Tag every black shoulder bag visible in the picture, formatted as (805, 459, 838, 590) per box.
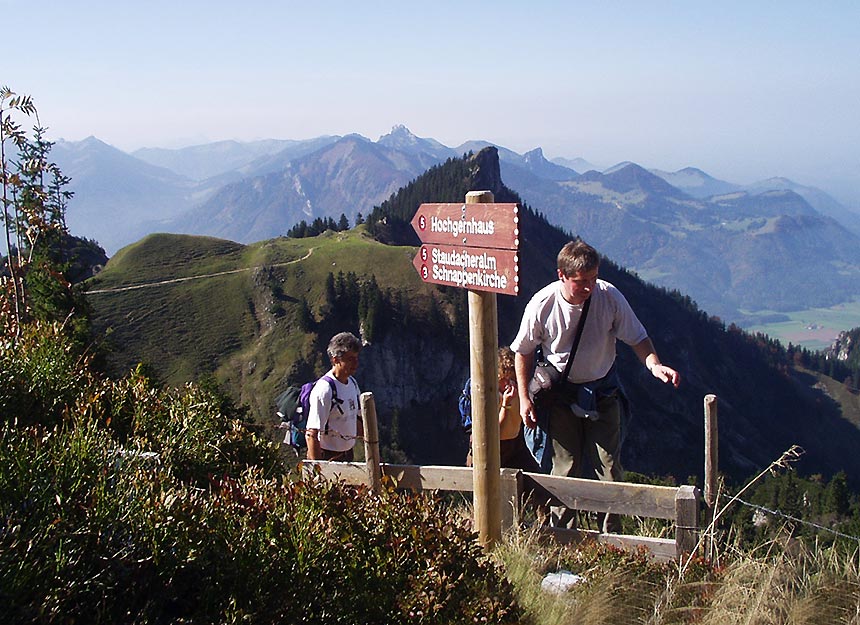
(528, 296, 591, 406)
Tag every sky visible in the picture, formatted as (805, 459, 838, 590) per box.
(4, 0, 859, 204)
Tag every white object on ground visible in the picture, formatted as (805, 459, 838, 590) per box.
(541, 570, 586, 594)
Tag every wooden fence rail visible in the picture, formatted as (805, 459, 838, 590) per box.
(303, 460, 700, 561)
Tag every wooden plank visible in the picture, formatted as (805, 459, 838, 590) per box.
(411, 202, 519, 249)
(525, 473, 679, 520)
(598, 532, 678, 562)
(304, 462, 696, 535)
(303, 461, 368, 485)
(412, 245, 519, 296)
(381, 464, 476, 491)
(360, 393, 382, 493)
(303, 461, 477, 491)
(499, 468, 522, 532)
(541, 527, 678, 562)
(704, 394, 718, 507)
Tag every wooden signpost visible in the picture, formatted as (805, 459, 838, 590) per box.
(410, 202, 520, 297)
(411, 192, 520, 548)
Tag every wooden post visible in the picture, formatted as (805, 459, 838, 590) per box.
(361, 392, 383, 494)
(499, 468, 522, 532)
(467, 190, 502, 548)
(704, 394, 718, 508)
(675, 485, 700, 557)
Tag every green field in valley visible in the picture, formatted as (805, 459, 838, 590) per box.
(742, 298, 860, 350)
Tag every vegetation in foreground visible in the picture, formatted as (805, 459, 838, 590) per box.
(0, 322, 520, 624)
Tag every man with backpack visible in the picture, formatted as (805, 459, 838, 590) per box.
(305, 332, 363, 461)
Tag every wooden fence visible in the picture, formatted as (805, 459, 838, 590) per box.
(303, 460, 700, 562)
(302, 390, 705, 562)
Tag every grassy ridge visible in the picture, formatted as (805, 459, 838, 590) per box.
(95, 233, 252, 286)
(86, 228, 437, 412)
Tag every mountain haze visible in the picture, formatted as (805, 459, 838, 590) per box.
(167, 134, 439, 243)
(56, 127, 860, 328)
(53, 137, 197, 254)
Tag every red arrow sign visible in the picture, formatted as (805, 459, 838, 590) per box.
(412, 244, 519, 296)
(411, 203, 519, 249)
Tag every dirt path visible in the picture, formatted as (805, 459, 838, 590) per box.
(86, 247, 315, 295)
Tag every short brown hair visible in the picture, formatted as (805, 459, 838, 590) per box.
(557, 240, 600, 277)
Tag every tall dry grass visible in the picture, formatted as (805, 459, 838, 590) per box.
(495, 446, 860, 624)
(496, 525, 860, 624)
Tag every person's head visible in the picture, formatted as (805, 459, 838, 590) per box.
(498, 346, 515, 389)
(557, 240, 600, 305)
(327, 331, 362, 377)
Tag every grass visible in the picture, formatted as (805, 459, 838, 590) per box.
(494, 519, 860, 624)
(741, 299, 860, 350)
(84, 228, 443, 422)
(811, 368, 860, 427)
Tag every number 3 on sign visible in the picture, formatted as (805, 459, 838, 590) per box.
(421, 265, 429, 279)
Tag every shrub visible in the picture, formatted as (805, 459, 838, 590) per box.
(0, 427, 520, 624)
(0, 324, 520, 624)
(0, 321, 96, 427)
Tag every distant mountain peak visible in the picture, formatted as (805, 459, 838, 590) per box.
(603, 161, 636, 175)
(377, 125, 453, 160)
(518, 147, 579, 180)
(382, 124, 417, 141)
(676, 166, 708, 176)
(523, 147, 545, 162)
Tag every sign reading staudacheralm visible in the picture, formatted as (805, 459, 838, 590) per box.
(410, 202, 519, 296)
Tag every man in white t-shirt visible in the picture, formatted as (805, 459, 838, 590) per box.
(511, 240, 680, 531)
(305, 332, 363, 461)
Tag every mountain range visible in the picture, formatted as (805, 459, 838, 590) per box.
(83, 148, 860, 486)
(53, 125, 860, 325)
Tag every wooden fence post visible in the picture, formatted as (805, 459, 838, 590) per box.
(467, 190, 503, 549)
(675, 485, 700, 556)
(704, 394, 718, 508)
(499, 468, 522, 532)
(361, 392, 382, 494)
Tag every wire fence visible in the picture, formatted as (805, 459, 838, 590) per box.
(725, 493, 860, 543)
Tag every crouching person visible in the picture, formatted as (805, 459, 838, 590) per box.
(305, 332, 363, 461)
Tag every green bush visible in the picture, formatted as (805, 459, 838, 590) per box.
(0, 321, 97, 427)
(0, 323, 520, 624)
(0, 424, 519, 623)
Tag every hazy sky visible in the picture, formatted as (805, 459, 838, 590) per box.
(5, 0, 859, 202)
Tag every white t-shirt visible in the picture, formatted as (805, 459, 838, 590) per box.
(511, 279, 648, 383)
(305, 372, 361, 453)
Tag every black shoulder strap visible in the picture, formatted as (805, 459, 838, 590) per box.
(561, 295, 592, 382)
(322, 375, 344, 415)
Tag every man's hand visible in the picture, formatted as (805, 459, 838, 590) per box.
(520, 396, 538, 429)
(633, 338, 681, 389)
(649, 363, 681, 388)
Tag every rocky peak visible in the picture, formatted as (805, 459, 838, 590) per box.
(378, 124, 419, 147)
(523, 147, 546, 164)
(467, 147, 523, 204)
